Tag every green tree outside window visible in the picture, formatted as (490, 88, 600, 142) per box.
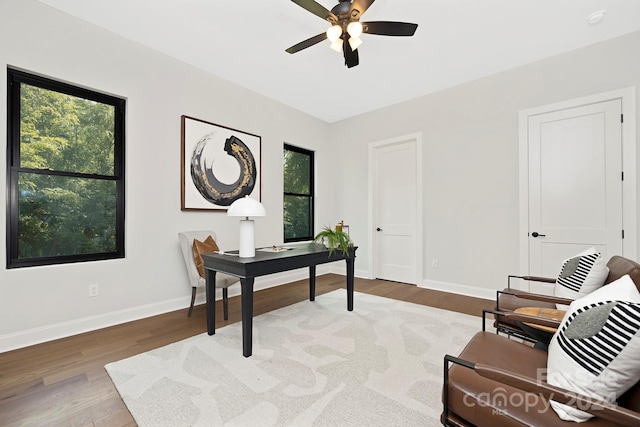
(7, 69, 125, 268)
(283, 144, 314, 242)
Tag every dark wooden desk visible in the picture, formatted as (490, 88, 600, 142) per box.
(202, 243, 357, 357)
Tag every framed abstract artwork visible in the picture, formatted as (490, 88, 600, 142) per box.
(181, 115, 261, 211)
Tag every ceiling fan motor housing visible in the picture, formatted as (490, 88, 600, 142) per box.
(331, 0, 363, 26)
(332, 1, 354, 18)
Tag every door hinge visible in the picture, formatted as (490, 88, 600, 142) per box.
(621, 114, 624, 123)
(622, 229, 625, 239)
(622, 171, 624, 181)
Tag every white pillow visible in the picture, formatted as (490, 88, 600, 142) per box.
(547, 274, 640, 422)
(553, 248, 609, 309)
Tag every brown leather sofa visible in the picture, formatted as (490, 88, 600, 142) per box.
(442, 255, 640, 426)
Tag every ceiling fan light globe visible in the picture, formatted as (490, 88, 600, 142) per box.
(326, 25, 342, 42)
(330, 38, 343, 52)
(348, 36, 363, 51)
(347, 21, 363, 38)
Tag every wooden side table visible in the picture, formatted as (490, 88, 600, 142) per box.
(513, 307, 566, 332)
(513, 307, 566, 351)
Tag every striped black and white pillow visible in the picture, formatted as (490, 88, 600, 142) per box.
(553, 248, 608, 309)
(547, 274, 640, 422)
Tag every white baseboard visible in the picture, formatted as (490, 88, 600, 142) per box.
(0, 297, 189, 353)
(2, 268, 451, 353)
(420, 278, 496, 301)
(0, 265, 348, 353)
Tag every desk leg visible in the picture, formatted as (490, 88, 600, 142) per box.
(309, 265, 316, 301)
(346, 257, 355, 311)
(206, 269, 217, 335)
(241, 277, 255, 357)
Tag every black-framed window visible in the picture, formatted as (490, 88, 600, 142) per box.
(6, 68, 125, 268)
(283, 144, 314, 242)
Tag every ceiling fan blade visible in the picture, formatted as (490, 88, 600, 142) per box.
(286, 32, 328, 54)
(350, 0, 376, 20)
(343, 37, 360, 68)
(362, 21, 418, 36)
(290, 0, 338, 23)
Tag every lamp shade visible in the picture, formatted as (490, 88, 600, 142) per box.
(347, 21, 363, 38)
(227, 196, 266, 218)
(348, 37, 363, 51)
(326, 24, 342, 42)
(330, 38, 344, 53)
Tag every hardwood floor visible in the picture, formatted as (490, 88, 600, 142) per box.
(0, 275, 493, 426)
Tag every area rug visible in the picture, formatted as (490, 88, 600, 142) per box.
(105, 289, 481, 426)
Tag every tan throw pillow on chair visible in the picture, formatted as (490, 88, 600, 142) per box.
(192, 235, 219, 278)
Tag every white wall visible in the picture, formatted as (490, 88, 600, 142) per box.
(2, 0, 640, 352)
(330, 30, 640, 298)
(0, 0, 336, 351)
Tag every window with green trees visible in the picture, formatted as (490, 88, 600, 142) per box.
(283, 144, 314, 242)
(6, 68, 125, 268)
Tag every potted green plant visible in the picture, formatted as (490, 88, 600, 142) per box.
(313, 225, 352, 256)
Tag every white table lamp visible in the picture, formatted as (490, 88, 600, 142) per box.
(227, 196, 266, 257)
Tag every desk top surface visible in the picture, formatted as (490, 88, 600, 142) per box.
(202, 243, 357, 278)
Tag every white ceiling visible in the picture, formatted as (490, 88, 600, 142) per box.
(38, 0, 640, 123)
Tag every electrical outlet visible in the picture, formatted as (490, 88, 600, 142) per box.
(88, 283, 99, 297)
(431, 259, 439, 269)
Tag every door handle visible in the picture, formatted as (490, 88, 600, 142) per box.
(531, 232, 546, 238)
(376, 227, 382, 231)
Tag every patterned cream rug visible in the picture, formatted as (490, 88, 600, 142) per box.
(105, 289, 481, 426)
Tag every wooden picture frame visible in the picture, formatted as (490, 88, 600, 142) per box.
(181, 115, 261, 211)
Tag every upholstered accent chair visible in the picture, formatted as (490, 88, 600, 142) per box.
(178, 230, 239, 319)
(443, 255, 640, 426)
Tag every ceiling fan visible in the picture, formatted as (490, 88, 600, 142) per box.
(286, 0, 418, 68)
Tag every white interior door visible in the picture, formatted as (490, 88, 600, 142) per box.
(526, 99, 623, 294)
(372, 138, 418, 284)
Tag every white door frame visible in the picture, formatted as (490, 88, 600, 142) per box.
(367, 132, 424, 284)
(519, 87, 637, 274)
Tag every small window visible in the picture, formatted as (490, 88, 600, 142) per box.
(6, 68, 125, 268)
(283, 144, 314, 242)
